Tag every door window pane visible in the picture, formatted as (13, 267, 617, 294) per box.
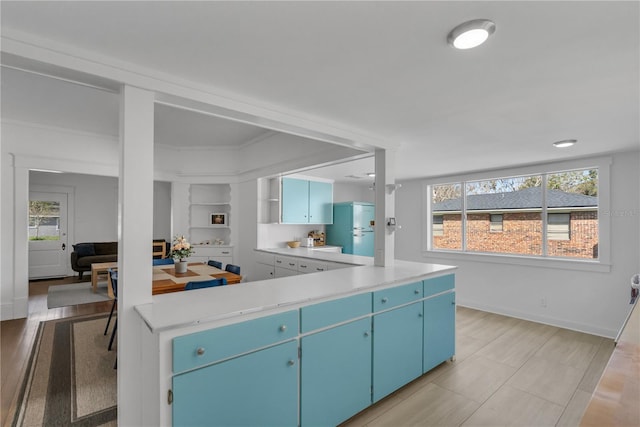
(29, 200, 61, 240)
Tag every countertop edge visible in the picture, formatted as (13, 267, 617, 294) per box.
(135, 261, 457, 334)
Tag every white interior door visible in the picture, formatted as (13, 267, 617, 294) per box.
(29, 191, 69, 279)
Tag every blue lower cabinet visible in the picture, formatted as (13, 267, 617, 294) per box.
(172, 340, 298, 427)
(372, 302, 423, 402)
(300, 318, 372, 426)
(423, 292, 456, 373)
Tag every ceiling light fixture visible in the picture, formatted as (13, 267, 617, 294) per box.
(552, 139, 577, 148)
(447, 19, 496, 49)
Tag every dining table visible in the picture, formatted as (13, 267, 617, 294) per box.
(106, 262, 242, 298)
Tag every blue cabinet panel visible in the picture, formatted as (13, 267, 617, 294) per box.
(282, 178, 334, 224)
(282, 177, 309, 223)
(172, 340, 298, 427)
(373, 281, 423, 312)
(308, 180, 333, 224)
(423, 292, 456, 373)
(301, 318, 372, 426)
(300, 293, 371, 333)
(372, 302, 423, 402)
(172, 310, 298, 373)
(423, 274, 454, 297)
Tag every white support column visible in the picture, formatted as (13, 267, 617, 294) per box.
(10, 164, 29, 319)
(118, 85, 154, 426)
(374, 149, 396, 266)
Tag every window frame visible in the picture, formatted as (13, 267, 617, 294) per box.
(422, 156, 610, 272)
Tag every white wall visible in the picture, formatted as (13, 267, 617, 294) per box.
(153, 181, 172, 242)
(395, 151, 640, 338)
(333, 182, 375, 203)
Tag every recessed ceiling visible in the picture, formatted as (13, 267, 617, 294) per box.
(1, 1, 638, 180)
(154, 104, 272, 149)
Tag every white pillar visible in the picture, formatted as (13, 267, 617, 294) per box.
(374, 149, 396, 266)
(118, 85, 154, 426)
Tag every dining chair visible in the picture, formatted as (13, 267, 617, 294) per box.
(207, 260, 223, 269)
(153, 258, 175, 266)
(184, 277, 227, 290)
(225, 263, 241, 275)
(104, 269, 118, 351)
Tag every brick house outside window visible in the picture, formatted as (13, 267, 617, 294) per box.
(432, 187, 598, 259)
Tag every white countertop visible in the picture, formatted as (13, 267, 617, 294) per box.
(255, 247, 374, 265)
(135, 258, 456, 333)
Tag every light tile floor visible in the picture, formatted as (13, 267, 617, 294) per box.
(341, 306, 614, 427)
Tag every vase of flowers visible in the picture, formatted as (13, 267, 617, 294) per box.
(169, 235, 194, 274)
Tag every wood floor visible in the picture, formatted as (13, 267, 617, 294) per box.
(0, 276, 111, 427)
(2, 281, 613, 427)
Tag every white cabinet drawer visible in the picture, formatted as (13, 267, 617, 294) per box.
(298, 259, 328, 274)
(255, 251, 275, 265)
(275, 255, 298, 271)
(275, 266, 299, 278)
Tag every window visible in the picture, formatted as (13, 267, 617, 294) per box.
(29, 200, 61, 241)
(432, 215, 444, 236)
(431, 183, 462, 250)
(489, 214, 503, 232)
(428, 168, 598, 260)
(547, 213, 570, 241)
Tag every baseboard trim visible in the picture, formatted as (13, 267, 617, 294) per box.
(457, 298, 618, 339)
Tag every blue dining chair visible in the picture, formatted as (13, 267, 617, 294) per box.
(184, 277, 227, 290)
(104, 269, 118, 352)
(207, 260, 223, 269)
(153, 258, 175, 266)
(225, 264, 241, 275)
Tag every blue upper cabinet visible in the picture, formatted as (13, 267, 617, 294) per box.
(282, 178, 309, 223)
(308, 180, 333, 224)
(281, 177, 333, 224)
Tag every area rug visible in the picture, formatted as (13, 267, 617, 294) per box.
(12, 314, 117, 426)
(47, 282, 111, 309)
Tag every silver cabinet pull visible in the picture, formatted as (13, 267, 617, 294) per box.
(414, 289, 420, 295)
(279, 325, 287, 332)
(364, 331, 370, 337)
(287, 359, 295, 366)
(196, 347, 205, 356)
(381, 297, 388, 303)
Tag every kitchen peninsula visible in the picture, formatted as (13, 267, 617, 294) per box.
(135, 254, 457, 426)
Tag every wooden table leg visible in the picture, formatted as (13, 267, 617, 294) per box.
(91, 268, 99, 293)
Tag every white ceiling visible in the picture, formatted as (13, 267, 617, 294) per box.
(1, 1, 638, 182)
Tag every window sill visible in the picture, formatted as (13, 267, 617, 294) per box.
(422, 249, 611, 273)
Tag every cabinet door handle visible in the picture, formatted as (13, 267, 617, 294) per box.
(288, 263, 295, 266)
(287, 359, 296, 366)
(414, 289, 420, 295)
(276, 260, 282, 264)
(364, 331, 370, 337)
(196, 347, 205, 356)
(418, 313, 423, 318)
(381, 297, 388, 304)
(300, 264, 307, 268)
(222, 251, 230, 255)
(279, 325, 287, 332)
